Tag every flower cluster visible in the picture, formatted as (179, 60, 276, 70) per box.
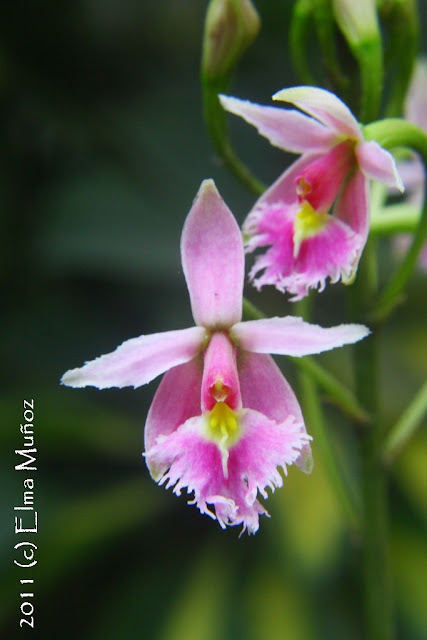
(62, 179, 369, 533)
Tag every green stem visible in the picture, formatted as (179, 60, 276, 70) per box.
(202, 79, 265, 195)
(288, 355, 370, 424)
(370, 203, 421, 235)
(242, 298, 369, 424)
(358, 38, 383, 123)
(313, 0, 348, 94)
(295, 297, 361, 532)
(383, 380, 427, 464)
(364, 120, 427, 321)
(349, 242, 394, 640)
(381, 0, 418, 118)
(289, 0, 317, 84)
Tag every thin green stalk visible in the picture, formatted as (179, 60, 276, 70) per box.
(288, 355, 370, 424)
(242, 298, 369, 424)
(202, 81, 265, 196)
(313, 0, 349, 94)
(370, 203, 421, 235)
(289, 0, 316, 84)
(358, 38, 383, 123)
(349, 242, 394, 640)
(383, 380, 427, 463)
(295, 297, 361, 533)
(300, 363, 361, 532)
(364, 120, 427, 322)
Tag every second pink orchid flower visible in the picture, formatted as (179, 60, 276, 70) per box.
(221, 86, 404, 299)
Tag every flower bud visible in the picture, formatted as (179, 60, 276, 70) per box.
(332, 0, 379, 47)
(202, 0, 260, 84)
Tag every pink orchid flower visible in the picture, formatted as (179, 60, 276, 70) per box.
(61, 180, 369, 534)
(220, 86, 404, 299)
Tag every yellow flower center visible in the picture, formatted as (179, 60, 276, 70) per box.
(207, 402, 241, 477)
(293, 201, 330, 257)
(208, 401, 238, 442)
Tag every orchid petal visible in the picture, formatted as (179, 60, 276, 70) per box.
(245, 198, 363, 299)
(356, 141, 404, 191)
(181, 179, 244, 328)
(145, 408, 310, 534)
(144, 358, 203, 480)
(243, 154, 322, 219)
(238, 352, 313, 473)
(228, 410, 311, 522)
(273, 86, 361, 140)
(334, 169, 370, 265)
(231, 317, 370, 356)
(219, 94, 336, 153)
(61, 326, 206, 389)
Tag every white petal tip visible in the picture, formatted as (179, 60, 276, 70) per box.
(346, 324, 371, 343)
(60, 369, 83, 388)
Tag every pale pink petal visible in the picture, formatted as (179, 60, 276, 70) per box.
(201, 332, 241, 412)
(181, 179, 244, 328)
(231, 316, 370, 356)
(273, 86, 361, 140)
(219, 94, 336, 153)
(334, 168, 370, 243)
(238, 352, 313, 473)
(145, 408, 310, 534)
(356, 141, 404, 191)
(244, 200, 363, 299)
(61, 326, 206, 389)
(144, 358, 203, 478)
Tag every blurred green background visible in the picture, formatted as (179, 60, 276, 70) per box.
(1, 1, 426, 639)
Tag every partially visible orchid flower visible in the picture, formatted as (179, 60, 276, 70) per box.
(393, 60, 427, 272)
(61, 180, 369, 534)
(220, 87, 403, 299)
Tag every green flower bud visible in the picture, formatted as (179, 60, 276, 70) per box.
(201, 0, 260, 85)
(333, 0, 379, 46)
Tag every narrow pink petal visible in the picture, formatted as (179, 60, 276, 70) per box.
(244, 199, 363, 299)
(273, 86, 361, 140)
(356, 141, 404, 191)
(231, 317, 370, 356)
(238, 352, 313, 473)
(334, 169, 370, 241)
(144, 357, 203, 478)
(145, 408, 311, 534)
(181, 179, 244, 328)
(201, 332, 241, 411)
(61, 326, 206, 389)
(294, 141, 354, 211)
(219, 94, 336, 153)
